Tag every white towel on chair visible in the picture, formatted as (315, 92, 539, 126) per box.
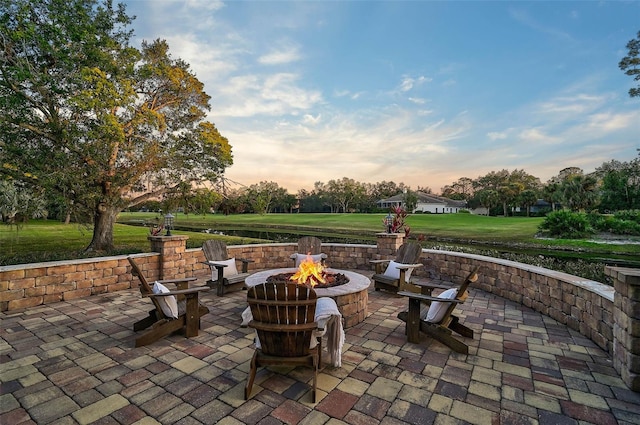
(315, 297, 345, 367)
(241, 297, 345, 367)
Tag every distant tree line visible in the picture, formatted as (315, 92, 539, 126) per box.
(216, 179, 429, 215)
(214, 154, 639, 216)
(3, 153, 638, 220)
(441, 154, 640, 217)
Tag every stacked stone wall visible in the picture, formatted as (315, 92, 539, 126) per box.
(420, 250, 615, 355)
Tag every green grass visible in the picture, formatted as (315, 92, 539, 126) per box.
(2, 212, 638, 266)
(118, 211, 640, 254)
(121, 212, 543, 241)
(0, 220, 270, 265)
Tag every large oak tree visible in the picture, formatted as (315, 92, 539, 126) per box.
(1, 0, 233, 251)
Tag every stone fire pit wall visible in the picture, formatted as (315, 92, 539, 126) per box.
(0, 232, 638, 391)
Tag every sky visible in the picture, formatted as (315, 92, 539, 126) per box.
(123, 0, 640, 194)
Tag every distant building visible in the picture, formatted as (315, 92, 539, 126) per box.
(377, 192, 467, 214)
(514, 199, 557, 214)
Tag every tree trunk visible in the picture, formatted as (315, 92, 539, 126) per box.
(86, 203, 119, 252)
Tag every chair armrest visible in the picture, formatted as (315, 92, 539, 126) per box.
(237, 258, 253, 273)
(370, 258, 392, 274)
(369, 259, 391, 264)
(394, 263, 423, 271)
(414, 282, 452, 291)
(238, 258, 254, 264)
(155, 277, 198, 291)
(204, 260, 229, 268)
(397, 291, 463, 304)
(157, 277, 198, 284)
(413, 281, 452, 296)
(167, 287, 210, 296)
(204, 259, 252, 267)
(144, 286, 210, 298)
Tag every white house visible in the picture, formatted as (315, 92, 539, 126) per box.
(377, 192, 467, 214)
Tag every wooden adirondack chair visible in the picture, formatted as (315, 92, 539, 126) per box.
(245, 282, 320, 403)
(398, 266, 480, 354)
(202, 239, 253, 296)
(128, 257, 210, 347)
(290, 236, 327, 267)
(370, 241, 423, 293)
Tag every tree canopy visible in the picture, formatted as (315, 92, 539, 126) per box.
(1, 0, 233, 251)
(619, 30, 640, 98)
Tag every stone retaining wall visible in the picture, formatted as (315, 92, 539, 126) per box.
(0, 233, 637, 390)
(421, 250, 616, 354)
(0, 239, 376, 311)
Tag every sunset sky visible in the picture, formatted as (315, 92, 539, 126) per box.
(124, 0, 640, 194)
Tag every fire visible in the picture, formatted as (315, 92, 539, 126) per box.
(290, 254, 326, 287)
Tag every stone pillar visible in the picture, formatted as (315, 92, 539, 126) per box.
(608, 266, 640, 392)
(376, 232, 405, 257)
(148, 235, 189, 280)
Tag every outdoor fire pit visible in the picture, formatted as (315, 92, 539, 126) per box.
(246, 267, 370, 328)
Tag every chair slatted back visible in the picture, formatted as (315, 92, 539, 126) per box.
(202, 239, 229, 262)
(247, 282, 317, 357)
(128, 257, 166, 319)
(297, 236, 323, 255)
(395, 242, 422, 264)
(128, 257, 153, 296)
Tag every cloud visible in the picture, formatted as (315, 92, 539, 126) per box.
(258, 43, 302, 65)
(518, 128, 561, 144)
(303, 114, 321, 125)
(184, 0, 225, 12)
(211, 73, 323, 117)
(334, 90, 365, 100)
(222, 103, 471, 191)
(586, 111, 638, 132)
(398, 75, 430, 92)
(399, 77, 414, 92)
(164, 33, 241, 77)
(487, 131, 508, 140)
(408, 97, 426, 105)
(536, 94, 607, 117)
(262, 73, 323, 108)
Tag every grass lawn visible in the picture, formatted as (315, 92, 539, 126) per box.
(0, 219, 271, 266)
(120, 211, 544, 242)
(2, 212, 638, 266)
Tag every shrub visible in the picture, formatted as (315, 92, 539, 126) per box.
(614, 209, 640, 224)
(538, 210, 595, 239)
(586, 210, 640, 236)
(587, 211, 608, 231)
(606, 219, 640, 236)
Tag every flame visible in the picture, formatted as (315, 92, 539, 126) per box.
(290, 253, 326, 287)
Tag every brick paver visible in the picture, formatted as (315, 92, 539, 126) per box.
(1, 271, 639, 424)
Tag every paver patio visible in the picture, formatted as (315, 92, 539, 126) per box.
(2, 271, 639, 425)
